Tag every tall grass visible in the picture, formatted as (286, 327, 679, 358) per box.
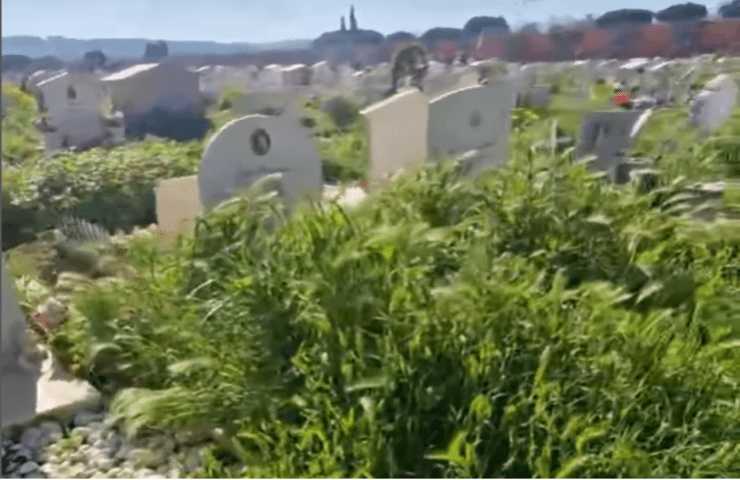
(54, 142, 740, 477)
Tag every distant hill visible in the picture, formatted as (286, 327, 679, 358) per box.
(1, 36, 313, 60)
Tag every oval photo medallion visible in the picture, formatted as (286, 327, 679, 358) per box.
(469, 110, 482, 128)
(250, 128, 271, 156)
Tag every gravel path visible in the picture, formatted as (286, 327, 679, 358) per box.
(2, 410, 205, 479)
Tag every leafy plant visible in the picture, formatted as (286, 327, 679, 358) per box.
(2, 139, 202, 249)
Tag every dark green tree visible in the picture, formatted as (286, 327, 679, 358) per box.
(719, 0, 740, 17)
(82, 50, 107, 71)
(656, 3, 708, 22)
(463, 16, 510, 37)
(595, 9, 654, 28)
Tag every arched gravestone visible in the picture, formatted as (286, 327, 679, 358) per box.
(198, 114, 323, 210)
(576, 109, 653, 181)
(1, 262, 39, 427)
(427, 82, 516, 176)
(690, 74, 738, 133)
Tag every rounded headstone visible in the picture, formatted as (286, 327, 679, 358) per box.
(198, 115, 322, 210)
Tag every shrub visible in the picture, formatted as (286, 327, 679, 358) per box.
(719, 0, 740, 18)
(321, 96, 360, 130)
(2, 140, 202, 249)
(595, 9, 655, 28)
(218, 88, 243, 111)
(656, 3, 708, 22)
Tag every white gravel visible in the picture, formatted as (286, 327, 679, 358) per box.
(1, 409, 205, 478)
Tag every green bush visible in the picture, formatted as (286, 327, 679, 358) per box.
(218, 88, 243, 111)
(2, 140, 202, 249)
(321, 96, 360, 130)
(318, 121, 368, 182)
(58, 150, 739, 477)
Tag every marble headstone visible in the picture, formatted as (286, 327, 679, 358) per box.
(155, 175, 203, 237)
(427, 82, 516, 175)
(690, 74, 738, 133)
(198, 114, 322, 209)
(360, 89, 429, 187)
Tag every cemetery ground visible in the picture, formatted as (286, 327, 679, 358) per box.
(2, 78, 740, 478)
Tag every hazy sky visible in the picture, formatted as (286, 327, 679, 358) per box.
(2, 0, 728, 43)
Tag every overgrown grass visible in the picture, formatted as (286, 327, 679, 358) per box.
(50, 139, 739, 477)
(634, 106, 740, 180)
(307, 96, 368, 183)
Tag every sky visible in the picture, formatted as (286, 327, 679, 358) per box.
(2, 0, 728, 43)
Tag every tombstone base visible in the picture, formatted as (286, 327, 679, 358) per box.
(1, 348, 100, 429)
(0, 363, 38, 428)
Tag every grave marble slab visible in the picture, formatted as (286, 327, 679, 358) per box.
(155, 175, 203, 237)
(199, 114, 322, 209)
(428, 82, 515, 174)
(360, 89, 429, 187)
(690, 74, 738, 133)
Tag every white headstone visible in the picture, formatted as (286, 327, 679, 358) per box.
(198, 115, 322, 209)
(230, 90, 308, 118)
(198, 65, 251, 100)
(690, 74, 738, 133)
(520, 84, 551, 108)
(428, 83, 516, 175)
(282, 64, 311, 87)
(361, 89, 429, 187)
(311, 61, 338, 88)
(155, 175, 203, 237)
(254, 64, 285, 90)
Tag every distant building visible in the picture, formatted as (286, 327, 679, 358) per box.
(313, 6, 385, 65)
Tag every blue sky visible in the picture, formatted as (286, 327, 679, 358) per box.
(2, 0, 728, 43)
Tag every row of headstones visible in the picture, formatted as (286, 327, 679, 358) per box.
(198, 58, 542, 108)
(197, 55, 735, 111)
(156, 82, 518, 235)
(155, 80, 666, 236)
(198, 62, 381, 100)
(184, 70, 734, 221)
